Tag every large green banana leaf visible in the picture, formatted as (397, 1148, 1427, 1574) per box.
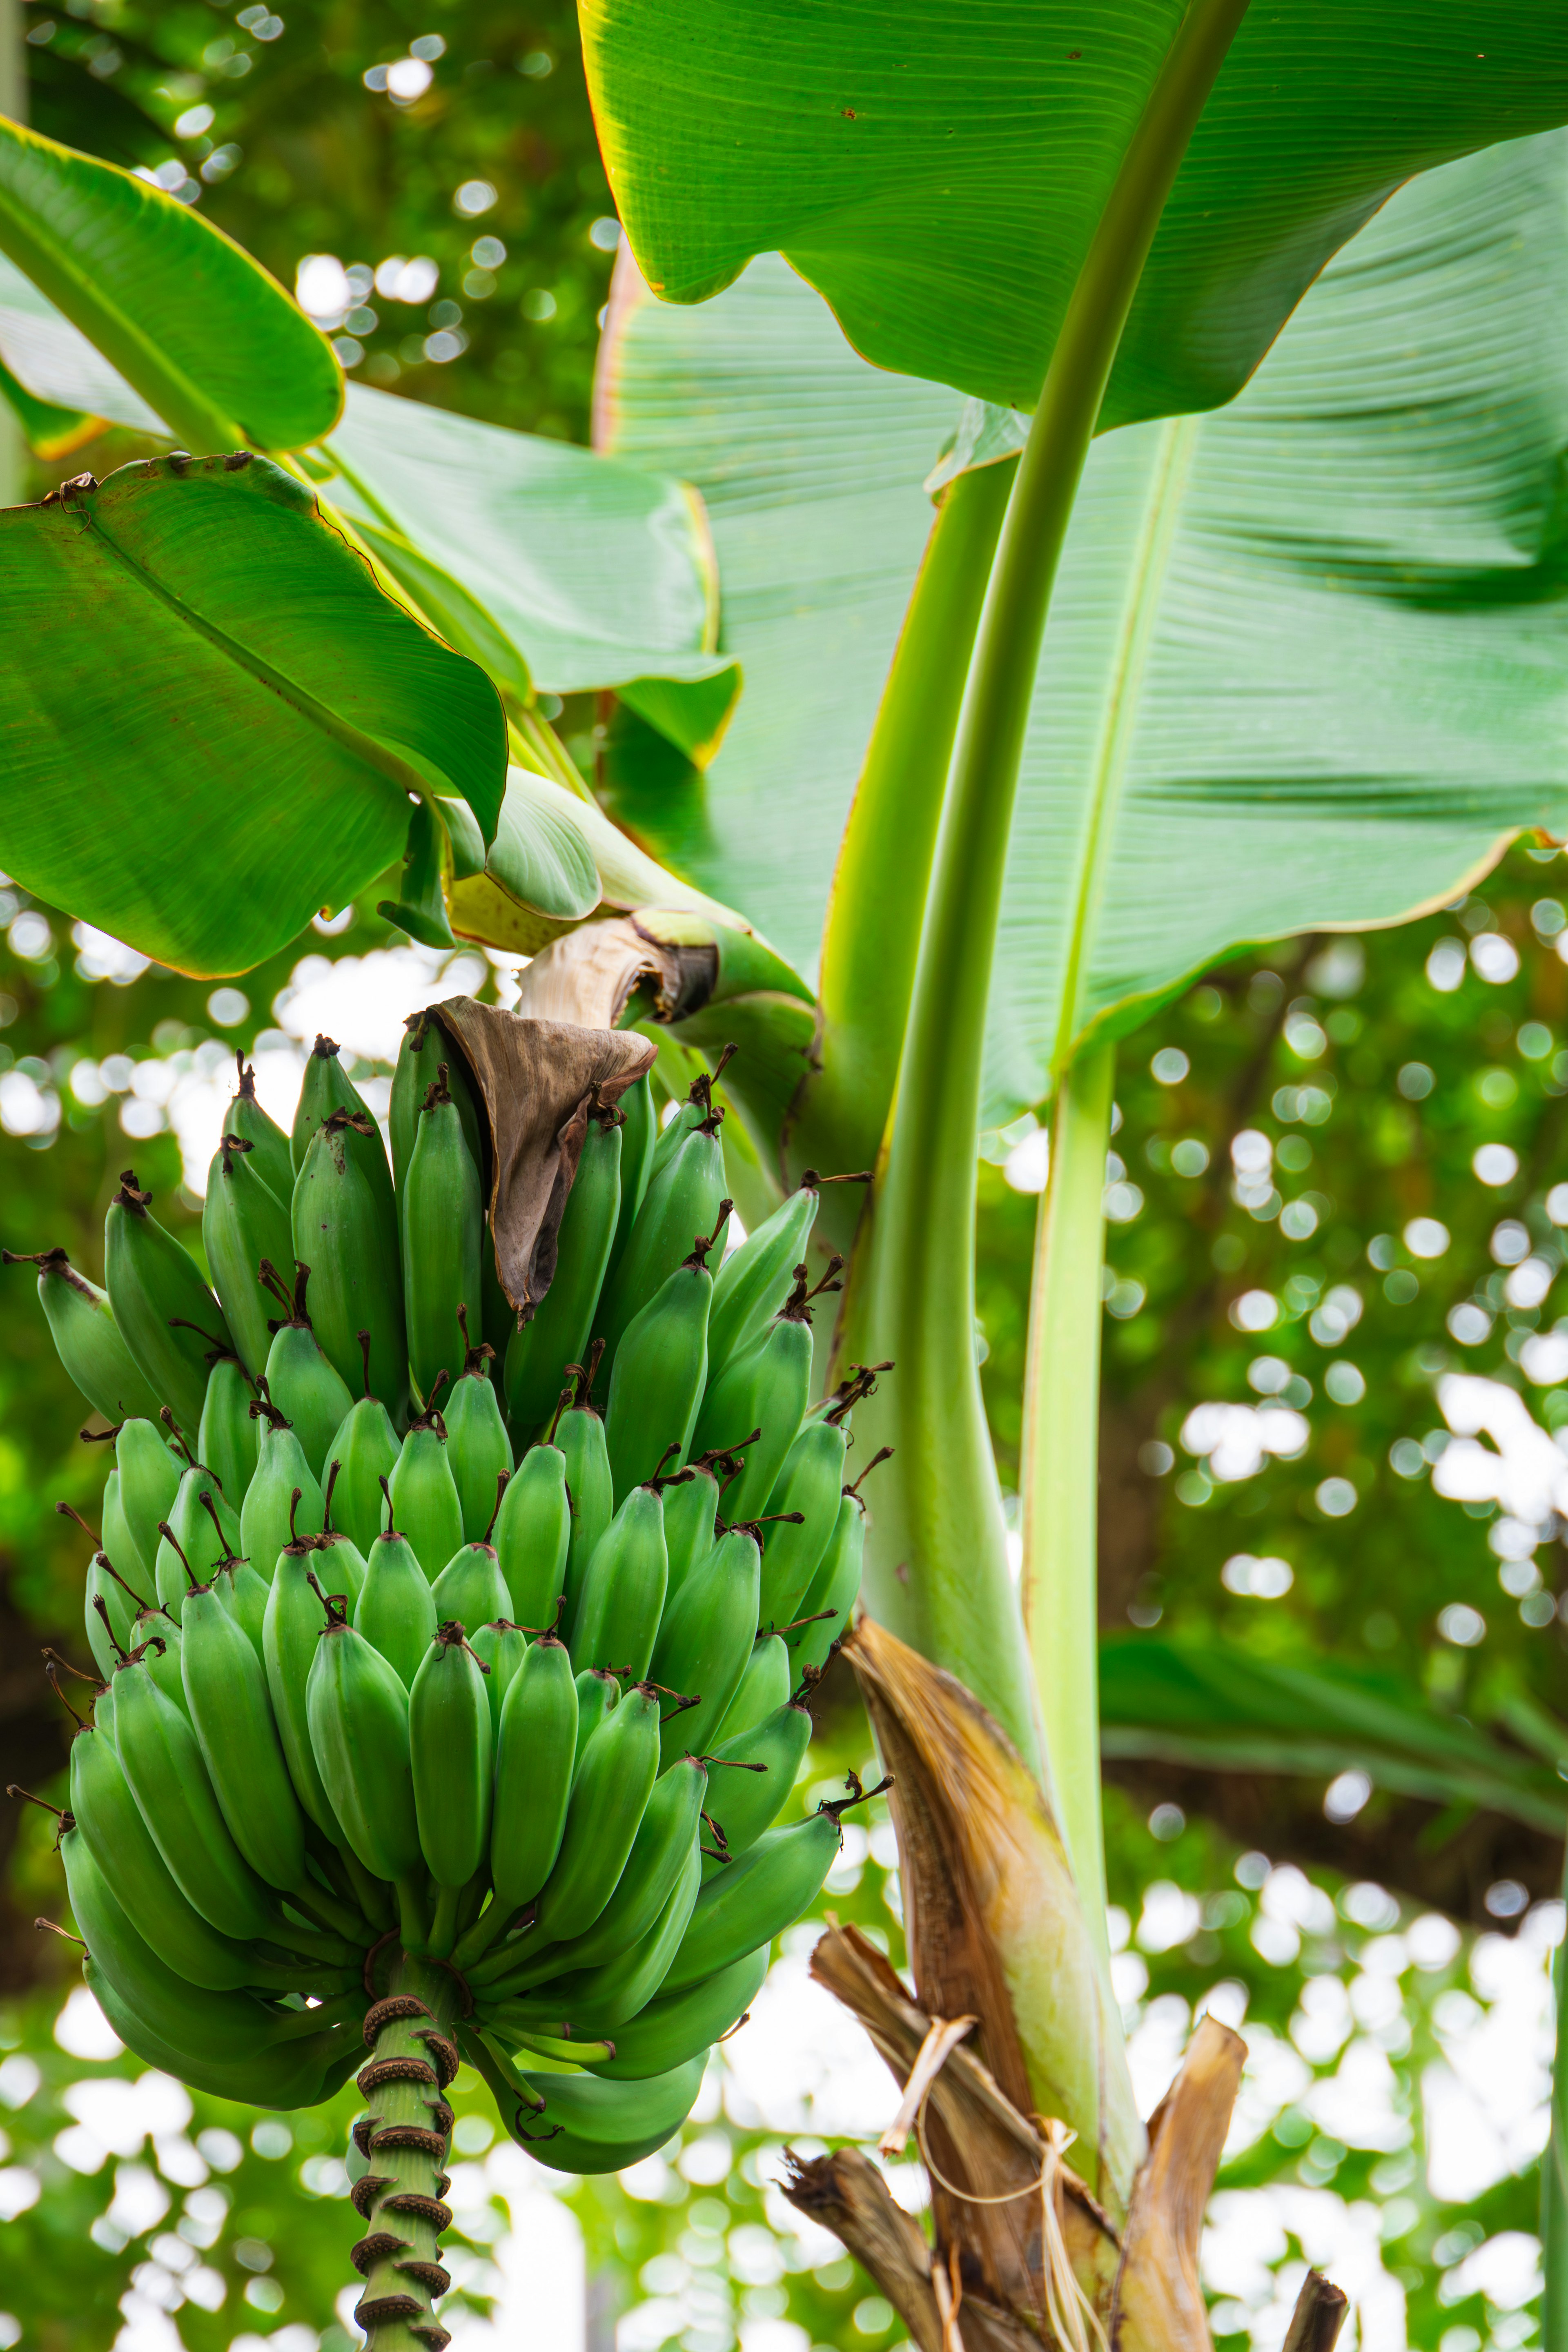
(0, 119, 340, 453)
(321, 387, 740, 763)
(599, 132, 1568, 1131)
(0, 454, 504, 976)
(584, 0, 1568, 426)
(1100, 1636, 1568, 1838)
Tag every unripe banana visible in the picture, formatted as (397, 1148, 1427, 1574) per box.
(321, 1345, 400, 1554)
(430, 1538, 511, 1630)
(387, 1408, 464, 1577)
(491, 1443, 570, 1629)
(480, 1630, 578, 1939)
(197, 1352, 258, 1507)
(584, 1945, 767, 2081)
(263, 1535, 347, 1844)
(354, 1491, 438, 1689)
(402, 1062, 482, 1410)
(104, 1169, 235, 1433)
(524, 1680, 661, 1950)
(411, 1622, 494, 1906)
(661, 1456, 725, 1605)
(646, 1065, 718, 1186)
(241, 1393, 325, 1580)
(179, 1575, 307, 1893)
(705, 1176, 820, 1378)
(86, 1544, 136, 1671)
(216, 1546, 272, 1660)
(603, 1212, 728, 1505)
(390, 1008, 482, 1198)
(69, 1724, 306, 1992)
(83, 1949, 358, 2109)
(292, 1036, 394, 1217)
(700, 1699, 813, 1870)
(313, 1465, 368, 1609)
(648, 1524, 762, 1767)
(201, 1134, 293, 1378)
(592, 1111, 728, 1385)
(689, 1263, 839, 1524)
(223, 1052, 294, 1207)
(555, 1365, 612, 1624)
(2, 1246, 160, 1423)
(709, 1633, 791, 1749)
(469, 1619, 528, 1744)
(660, 1814, 842, 1998)
(444, 1310, 514, 1537)
(114, 1417, 181, 1575)
(757, 1414, 846, 1629)
(292, 1110, 407, 1423)
(502, 1753, 707, 1992)
(605, 1074, 656, 1283)
(306, 1596, 423, 1895)
(504, 1102, 622, 1441)
(91, 1499, 142, 1645)
(791, 1490, 866, 1677)
(490, 2051, 706, 2177)
(572, 1666, 620, 1773)
(567, 1484, 668, 1681)
(109, 1650, 277, 1940)
(119, 1605, 191, 1721)
(260, 1265, 356, 1479)
(154, 1466, 241, 1623)
(536, 1839, 702, 2038)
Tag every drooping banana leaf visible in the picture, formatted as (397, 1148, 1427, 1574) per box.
(0, 119, 340, 453)
(599, 132, 1568, 1137)
(1099, 1635, 1568, 1838)
(584, 0, 1568, 426)
(0, 454, 505, 976)
(322, 387, 740, 764)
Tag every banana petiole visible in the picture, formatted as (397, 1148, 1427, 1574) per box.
(504, 2026, 615, 2067)
(427, 1880, 461, 1959)
(283, 1880, 376, 1948)
(263, 1911, 364, 1967)
(466, 2025, 550, 2115)
(340, 1846, 395, 1930)
(396, 1874, 432, 1955)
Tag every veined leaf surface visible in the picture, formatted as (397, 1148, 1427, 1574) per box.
(584, 0, 1568, 424)
(0, 454, 505, 976)
(600, 135, 1568, 1130)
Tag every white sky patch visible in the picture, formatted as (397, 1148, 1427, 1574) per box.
(1434, 1372, 1568, 1525)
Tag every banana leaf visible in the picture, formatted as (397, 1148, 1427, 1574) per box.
(583, 0, 1568, 425)
(599, 132, 1568, 1134)
(0, 454, 505, 976)
(1099, 1635, 1568, 1837)
(0, 119, 340, 453)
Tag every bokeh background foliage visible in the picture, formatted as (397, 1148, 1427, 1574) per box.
(1, 4, 1566, 2348)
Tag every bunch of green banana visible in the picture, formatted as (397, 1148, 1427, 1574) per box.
(18, 1034, 899, 2334)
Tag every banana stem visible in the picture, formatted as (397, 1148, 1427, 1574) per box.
(287, 1879, 376, 1948)
(263, 1912, 363, 1968)
(342, 1847, 396, 1930)
(352, 1953, 461, 2350)
(1020, 1040, 1115, 1953)
(837, 0, 1252, 1775)
(396, 1876, 431, 1956)
(427, 1882, 460, 1960)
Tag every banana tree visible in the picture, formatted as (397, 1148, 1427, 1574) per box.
(6, 6, 1568, 2334)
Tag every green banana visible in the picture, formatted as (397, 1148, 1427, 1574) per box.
(791, 1488, 868, 1677)
(387, 1405, 464, 1576)
(603, 1208, 728, 1506)
(84, 1949, 359, 2109)
(113, 1602, 191, 1722)
(430, 1535, 512, 1630)
(701, 1699, 813, 1869)
(86, 1538, 138, 1665)
(529, 1681, 661, 1947)
(113, 1417, 181, 1575)
(661, 1455, 725, 1605)
(223, 1051, 294, 1207)
(688, 1260, 842, 1524)
(503, 1101, 622, 1441)
(2, 1246, 161, 1423)
(178, 1572, 308, 1894)
(201, 1134, 294, 1379)
(757, 1413, 854, 1630)
(354, 1490, 438, 1689)
(402, 1062, 482, 1409)
(705, 1176, 821, 1378)
(390, 1008, 483, 1198)
(259, 1264, 356, 1479)
(292, 1036, 394, 1221)
(479, 1630, 578, 1943)
(444, 1308, 514, 1537)
(313, 1466, 368, 1610)
(153, 1466, 241, 1623)
(661, 1809, 852, 1998)
(567, 1483, 668, 1682)
(108, 1648, 278, 1941)
(104, 1169, 234, 1433)
(584, 1945, 768, 2081)
(321, 1340, 401, 1554)
(572, 1666, 621, 1773)
(92, 1490, 143, 1639)
(483, 2046, 706, 2177)
(591, 1109, 728, 1386)
(410, 1622, 494, 1934)
(241, 1391, 325, 1579)
(305, 1593, 425, 1914)
(648, 1524, 762, 1766)
(606, 1073, 656, 1284)
(469, 1619, 528, 1744)
(500, 1753, 707, 1992)
(263, 1532, 347, 1845)
(543, 1840, 702, 2036)
(492, 1443, 570, 1629)
(69, 1724, 307, 1992)
(197, 1352, 258, 1507)
(556, 1361, 612, 1624)
(709, 1633, 791, 1750)
(292, 1109, 407, 1421)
